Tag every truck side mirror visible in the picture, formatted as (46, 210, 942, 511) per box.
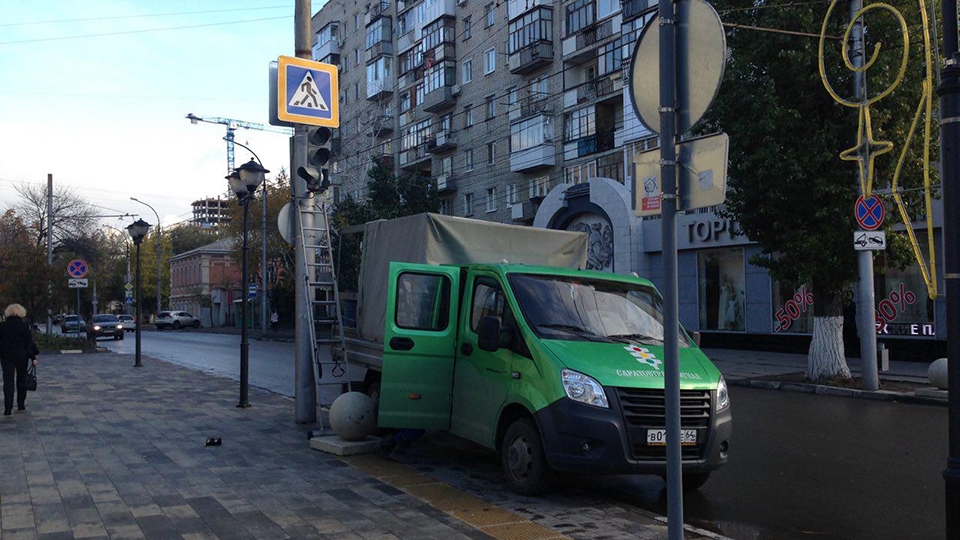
(691, 331, 702, 347)
(478, 316, 502, 352)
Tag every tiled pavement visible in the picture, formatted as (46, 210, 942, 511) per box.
(0, 353, 726, 540)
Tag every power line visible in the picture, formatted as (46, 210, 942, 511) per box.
(0, 16, 291, 46)
(0, 5, 291, 27)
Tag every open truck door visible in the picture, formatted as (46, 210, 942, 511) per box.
(379, 262, 460, 430)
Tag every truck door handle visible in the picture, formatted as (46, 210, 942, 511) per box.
(389, 337, 415, 351)
(460, 343, 473, 356)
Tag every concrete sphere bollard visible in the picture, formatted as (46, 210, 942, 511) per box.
(928, 358, 949, 390)
(329, 392, 376, 441)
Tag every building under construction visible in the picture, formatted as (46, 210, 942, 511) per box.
(191, 198, 229, 227)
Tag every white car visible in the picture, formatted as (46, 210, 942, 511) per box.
(117, 314, 137, 332)
(155, 311, 201, 330)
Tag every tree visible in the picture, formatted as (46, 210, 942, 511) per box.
(0, 210, 57, 319)
(13, 183, 98, 251)
(332, 159, 440, 290)
(168, 223, 222, 256)
(699, 0, 930, 380)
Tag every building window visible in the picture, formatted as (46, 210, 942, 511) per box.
(487, 141, 496, 164)
(698, 248, 745, 331)
(486, 187, 497, 212)
(462, 58, 472, 84)
(564, 161, 597, 184)
(354, 13, 360, 31)
(366, 56, 393, 83)
(355, 48, 361, 66)
(485, 95, 495, 119)
(424, 60, 456, 92)
(566, 0, 595, 35)
(597, 0, 619, 19)
(354, 82, 360, 100)
(464, 105, 474, 128)
(440, 198, 454, 215)
(465, 149, 474, 171)
(464, 192, 474, 215)
(366, 17, 392, 49)
(529, 176, 550, 198)
(506, 183, 518, 206)
(508, 7, 553, 54)
(530, 76, 549, 98)
(399, 8, 417, 35)
(463, 16, 472, 39)
(510, 114, 552, 151)
(564, 105, 596, 141)
(400, 90, 412, 112)
(402, 119, 432, 150)
(422, 17, 455, 49)
(484, 48, 496, 74)
(485, 3, 495, 27)
(507, 87, 518, 106)
(400, 46, 424, 74)
(598, 38, 623, 76)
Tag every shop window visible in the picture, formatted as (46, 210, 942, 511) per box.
(772, 280, 814, 334)
(874, 249, 936, 337)
(697, 248, 745, 331)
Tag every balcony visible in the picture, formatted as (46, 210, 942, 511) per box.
(426, 130, 457, 153)
(397, 30, 418, 53)
(509, 40, 554, 74)
(435, 174, 458, 192)
(508, 0, 550, 20)
(565, 129, 616, 159)
(421, 85, 457, 112)
(372, 153, 395, 168)
(562, 18, 617, 64)
(622, 0, 652, 21)
(399, 145, 432, 171)
(576, 75, 620, 103)
(422, 0, 456, 26)
(367, 78, 394, 100)
(365, 1, 390, 26)
(365, 115, 395, 137)
(366, 40, 394, 62)
(510, 143, 556, 172)
(312, 39, 340, 63)
(509, 96, 554, 121)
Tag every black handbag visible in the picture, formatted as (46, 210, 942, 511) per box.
(24, 364, 37, 392)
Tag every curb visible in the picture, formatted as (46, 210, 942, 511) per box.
(727, 377, 948, 406)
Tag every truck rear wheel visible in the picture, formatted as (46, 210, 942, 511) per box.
(501, 418, 553, 495)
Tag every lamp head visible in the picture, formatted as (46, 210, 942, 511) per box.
(126, 218, 151, 244)
(226, 171, 247, 201)
(236, 158, 269, 194)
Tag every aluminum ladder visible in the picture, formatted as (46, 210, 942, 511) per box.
(297, 196, 351, 431)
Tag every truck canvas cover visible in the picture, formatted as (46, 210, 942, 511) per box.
(356, 213, 588, 343)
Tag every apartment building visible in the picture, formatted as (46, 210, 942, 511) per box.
(311, 0, 658, 224)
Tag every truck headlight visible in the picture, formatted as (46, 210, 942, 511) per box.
(717, 376, 730, 411)
(561, 369, 609, 408)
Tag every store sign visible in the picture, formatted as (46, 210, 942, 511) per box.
(681, 217, 742, 248)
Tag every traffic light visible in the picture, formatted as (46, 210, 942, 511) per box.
(297, 126, 332, 193)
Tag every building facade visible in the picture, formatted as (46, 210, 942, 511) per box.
(311, 0, 657, 223)
(169, 238, 242, 327)
(191, 198, 230, 227)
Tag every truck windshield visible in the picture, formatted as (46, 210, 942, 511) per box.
(508, 274, 689, 347)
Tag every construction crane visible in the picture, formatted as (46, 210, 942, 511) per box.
(185, 113, 293, 175)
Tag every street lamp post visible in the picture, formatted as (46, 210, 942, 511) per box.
(105, 225, 132, 314)
(228, 158, 269, 408)
(130, 197, 162, 317)
(126, 219, 151, 368)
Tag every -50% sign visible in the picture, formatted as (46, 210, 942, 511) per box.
(774, 285, 814, 332)
(875, 282, 916, 333)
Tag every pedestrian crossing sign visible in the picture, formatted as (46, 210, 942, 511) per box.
(277, 56, 339, 127)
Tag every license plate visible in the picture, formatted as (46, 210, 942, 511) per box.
(646, 429, 697, 446)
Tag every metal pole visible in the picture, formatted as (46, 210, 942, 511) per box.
(135, 242, 142, 367)
(938, 0, 960, 531)
(46, 174, 53, 334)
(262, 180, 269, 333)
(658, 0, 683, 535)
(239, 197, 252, 408)
(126, 242, 131, 315)
(76, 288, 80, 322)
(156, 224, 162, 315)
(852, 0, 879, 391)
(294, 0, 317, 423)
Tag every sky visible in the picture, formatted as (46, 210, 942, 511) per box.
(0, 0, 326, 228)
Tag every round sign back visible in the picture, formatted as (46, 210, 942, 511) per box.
(629, 0, 727, 135)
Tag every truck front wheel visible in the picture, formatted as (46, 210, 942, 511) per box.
(501, 418, 553, 495)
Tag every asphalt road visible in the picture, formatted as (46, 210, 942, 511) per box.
(102, 332, 948, 540)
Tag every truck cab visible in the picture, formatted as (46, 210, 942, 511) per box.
(378, 262, 732, 494)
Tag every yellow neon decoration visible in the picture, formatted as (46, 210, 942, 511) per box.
(818, 0, 939, 299)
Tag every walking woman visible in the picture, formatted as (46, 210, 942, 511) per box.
(0, 304, 39, 415)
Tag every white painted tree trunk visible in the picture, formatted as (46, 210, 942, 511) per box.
(807, 315, 852, 381)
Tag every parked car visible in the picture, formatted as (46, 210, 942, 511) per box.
(61, 315, 85, 334)
(86, 314, 124, 340)
(156, 311, 201, 330)
(117, 314, 137, 332)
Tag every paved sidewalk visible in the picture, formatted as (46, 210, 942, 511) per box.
(0, 353, 725, 540)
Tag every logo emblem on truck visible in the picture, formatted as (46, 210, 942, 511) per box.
(625, 346, 662, 371)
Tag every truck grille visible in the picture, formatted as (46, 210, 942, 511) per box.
(616, 388, 712, 461)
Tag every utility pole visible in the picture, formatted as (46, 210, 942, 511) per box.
(852, 0, 880, 391)
(294, 0, 317, 423)
(262, 180, 268, 333)
(657, 0, 683, 536)
(938, 0, 959, 532)
(46, 174, 53, 334)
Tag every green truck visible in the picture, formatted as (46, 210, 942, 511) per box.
(337, 214, 731, 494)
